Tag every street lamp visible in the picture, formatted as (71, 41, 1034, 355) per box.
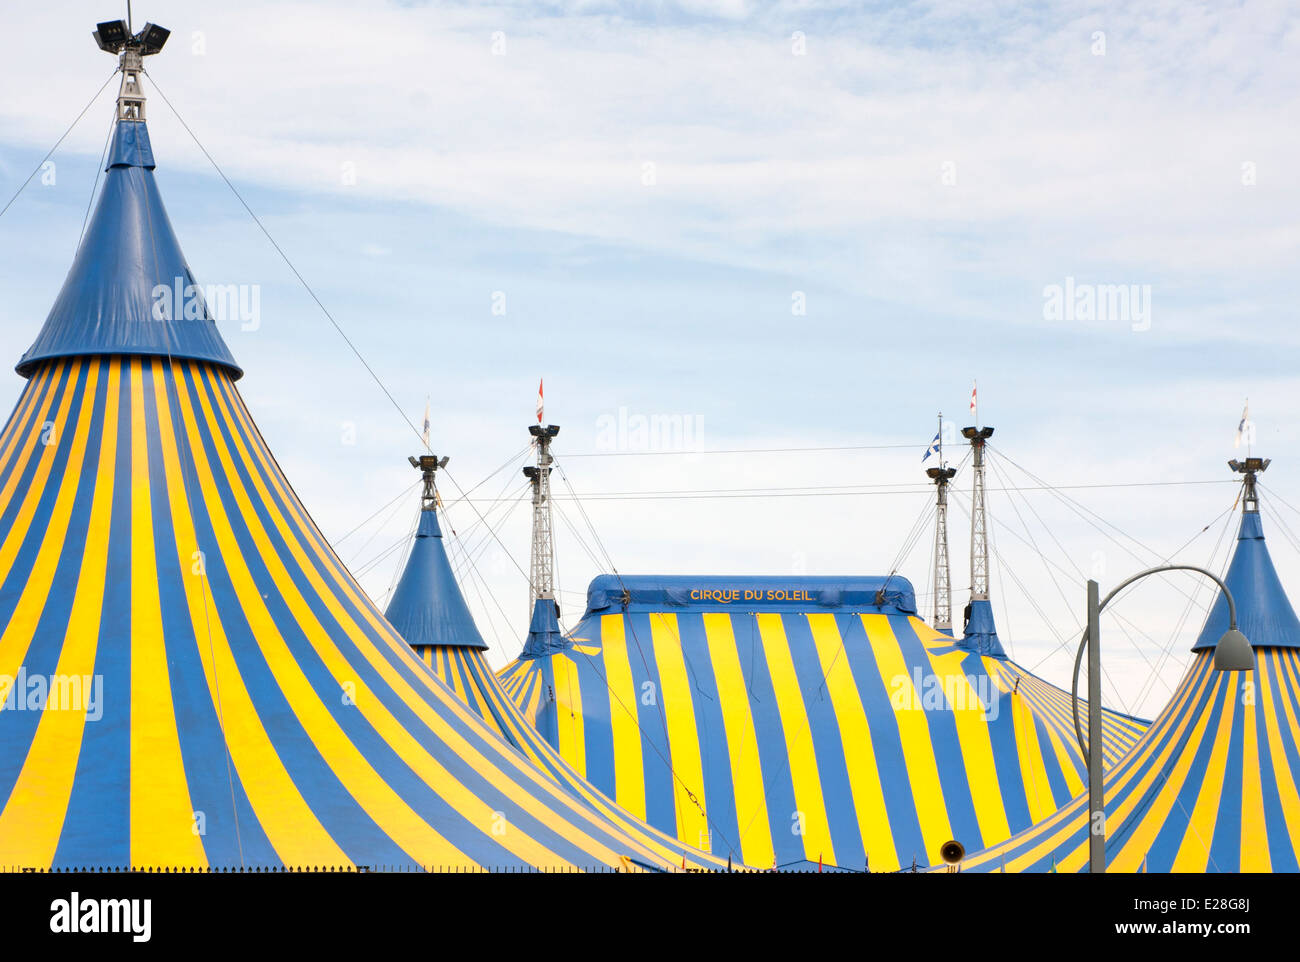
(1071, 564, 1252, 873)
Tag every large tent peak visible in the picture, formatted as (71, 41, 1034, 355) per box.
(16, 113, 242, 379)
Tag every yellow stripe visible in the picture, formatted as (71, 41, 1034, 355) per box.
(922, 643, 1010, 844)
(152, 359, 350, 868)
(649, 613, 709, 849)
(1006, 675, 1060, 824)
(1238, 661, 1269, 873)
(861, 613, 952, 860)
(1261, 651, 1300, 866)
(703, 613, 773, 867)
(552, 654, 587, 779)
(1169, 674, 1238, 871)
(755, 613, 834, 865)
(806, 614, 896, 869)
(129, 359, 207, 868)
(598, 615, 647, 820)
(0, 360, 113, 866)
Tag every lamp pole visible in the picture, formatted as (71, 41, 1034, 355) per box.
(1072, 564, 1251, 873)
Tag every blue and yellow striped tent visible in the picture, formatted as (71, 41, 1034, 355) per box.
(499, 575, 1148, 869)
(0, 108, 727, 871)
(384, 498, 721, 866)
(959, 506, 1300, 872)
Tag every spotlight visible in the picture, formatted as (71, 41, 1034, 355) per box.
(137, 22, 171, 56)
(93, 19, 130, 53)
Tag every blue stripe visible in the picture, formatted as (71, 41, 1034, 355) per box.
(839, 613, 926, 865)
(781, 613, 863, 867)
(674, 613, 741, 858)
(892, 615, 983, 850)
(57, 363, 132, 868)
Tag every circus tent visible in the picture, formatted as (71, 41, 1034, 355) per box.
(382, 469, 720, 866)
(958, 491, 1300, 872)
(0, 68, 726, 872)
(499, 574, 1149, 870)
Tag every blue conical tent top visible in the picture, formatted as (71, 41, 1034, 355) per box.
(1192, 510, 1300, 650)
(959, 598, 1006, 657)
(385, 508, 487, 650)
(16, 119, 241, 379)
(520, 596, 569, 659)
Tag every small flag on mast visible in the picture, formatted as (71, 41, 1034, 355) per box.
(1234, 399, 1250, 450)
(421, 397, 431, 449)
(970, 380, 978, 422)
(922, 431, 941, 462)
(536, 378, 544, 424)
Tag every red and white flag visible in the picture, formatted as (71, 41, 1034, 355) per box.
(536, 378, 544, 424)
(969, 380, 978, 421)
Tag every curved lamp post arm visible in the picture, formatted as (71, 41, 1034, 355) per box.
(1071, 564, 1237, 758)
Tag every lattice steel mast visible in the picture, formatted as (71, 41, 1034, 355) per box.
(524, 423, 560, 617)
(926, 413, 957, 632)
(962, 424, 995, 604)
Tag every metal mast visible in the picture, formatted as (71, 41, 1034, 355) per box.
(927, 462, 958, 633)
(524, 423, 560, 617)
(962, 424, 995, 602)
(1229, 455, 1270, 513)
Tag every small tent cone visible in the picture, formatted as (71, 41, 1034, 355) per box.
(957, 506, 1300, 872)
(521, 596, 569, 659)
(0, 103, 726, 870)
(500, 575, 1148, 869)
(959, 598, 1006, 657)
(386, 508, 487, 653)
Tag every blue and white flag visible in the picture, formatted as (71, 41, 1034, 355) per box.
(1234, 399, 1251, 450)
(922, 431, 941, 462)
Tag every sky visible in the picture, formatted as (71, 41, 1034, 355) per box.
(0, 0, 1297, 719)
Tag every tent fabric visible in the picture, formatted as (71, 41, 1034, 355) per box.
(384, 529, 723, 868)
(521, 597, 569, 659)
(385, 510, 487, 651)
(960, 598, 1006, 658)
(499, 579, 1148, 869)
(416, 644, 721, 867)
(0, 114, 726, 872)
(959, 510, 1300, 872)
(16, 121, 241, 380)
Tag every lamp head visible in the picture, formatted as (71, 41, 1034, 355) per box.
(1214, 626, 1254, 671)
(939, 839, 965, 865)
